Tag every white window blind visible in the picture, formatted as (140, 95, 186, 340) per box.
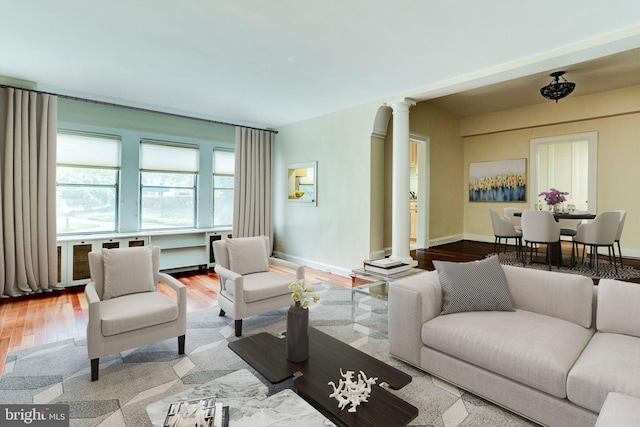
(57, 132, 120, 167)
(140, 141, 199, 172)
(213, 150, 234, 175)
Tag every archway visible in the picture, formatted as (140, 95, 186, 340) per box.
(370, 105, 430, 259)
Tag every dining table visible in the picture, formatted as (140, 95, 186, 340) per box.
(513, 211, 596, 221)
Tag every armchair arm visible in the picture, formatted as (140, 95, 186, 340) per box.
(388, 271, 442, 367)
(214, 264, 244, 294)
(158, 272, 187, 312)
(269, 257, 305, 280)
(85, 282, 103, 359)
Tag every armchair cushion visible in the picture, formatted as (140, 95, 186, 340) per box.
(227, 271, 294, 303)
(100, 292, 179, 336)
(433, 255, 515, 315)
(102, 246, 156, 300)
(226, 236, 270, 275)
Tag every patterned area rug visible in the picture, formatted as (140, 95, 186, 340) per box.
(495, 250, 640, 280)
(0, 282, 535, 427)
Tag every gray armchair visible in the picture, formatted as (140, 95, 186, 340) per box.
(212, 236, 304, 337)
(85, 245, 186, 381)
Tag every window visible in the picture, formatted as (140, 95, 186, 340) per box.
(56, 131, 121, 234)
(140, 141, 199, 230)
(212, 150, 234, 228)
(530, 132, 597, 212)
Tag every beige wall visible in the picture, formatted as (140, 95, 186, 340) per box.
(460, 85, 640, 256)
(380, 103, 464, 250)
(409, 102, 464, 244)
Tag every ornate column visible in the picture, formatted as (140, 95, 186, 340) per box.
(388, 98, 416, 264)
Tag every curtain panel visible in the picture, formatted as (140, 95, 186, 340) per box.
(232, 127, 274, 251)
(0, 88, 58, 296)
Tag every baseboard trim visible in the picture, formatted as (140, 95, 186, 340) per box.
(272, 251, 352, 278)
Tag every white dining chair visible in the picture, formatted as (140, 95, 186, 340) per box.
(572, 211, 620, 276)
(521, 210, 561, 270)
(490, 209, 522, 258)
(503, 207, 522, 232)
(558, 218, 582, 238)
(612, 210, 627, 267)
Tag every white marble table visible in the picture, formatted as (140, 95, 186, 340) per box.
(146, 369, 334, 426)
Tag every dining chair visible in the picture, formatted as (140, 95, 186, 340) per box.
(612, 210, 627, 267)
(521, 210, 561, 270)
(503, 207, 522, 232)
(572, 211, 620, 276)
(490, 208, 522, 258)
(558, 218, 582, 238)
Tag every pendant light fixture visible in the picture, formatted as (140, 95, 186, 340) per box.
(540, 71, 575, 102)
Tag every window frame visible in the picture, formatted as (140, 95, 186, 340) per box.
(139, 140, 200, 231)
(212, 149, 235, 228)
(56, 131, 121, 235)
(530, 132, 598, 213)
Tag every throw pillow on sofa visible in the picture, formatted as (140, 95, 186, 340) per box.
(433, 255, 515, 315)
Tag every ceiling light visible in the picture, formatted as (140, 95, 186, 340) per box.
(540, 71, 575, 102)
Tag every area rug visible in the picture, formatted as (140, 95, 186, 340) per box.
(0, 282, 535, 427)
(494, 251, 640, 280)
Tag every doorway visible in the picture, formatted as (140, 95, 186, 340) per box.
(410, 133, 430, 250)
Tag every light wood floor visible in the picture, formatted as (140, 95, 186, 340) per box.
(0, 266, 352, 378)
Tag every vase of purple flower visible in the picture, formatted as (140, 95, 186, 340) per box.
(538, 188, 568, 212)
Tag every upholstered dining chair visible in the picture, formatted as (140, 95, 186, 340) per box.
(558, 218, 582, 238)
(85, 245, 187, 381)
(490, 209, 522, 258)
(212, 235, 305, 337)
(521, 210, 561, 270)
(503, 207, 522, 232)
(613, 209, 627, 267)
(572, 211, 620, 275)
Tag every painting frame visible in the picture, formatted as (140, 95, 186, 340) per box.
(469, 158, 526, 202)
(287, 161, 317, 206)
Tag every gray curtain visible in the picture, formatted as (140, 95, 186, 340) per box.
(1, 88, 58, 296)
(232, 127, 274, 250)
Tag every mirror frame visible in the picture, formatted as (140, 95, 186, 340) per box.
(287, 161, 317, 205)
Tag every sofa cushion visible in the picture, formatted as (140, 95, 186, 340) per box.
(567, 332, 640, 413)
(595, 392, 640, 427)
(226, 236, 270, 275)
(100, 292, 178, 336)
(433, 255, 514, 315)
(101, 246, 155, 300)
(502, 265, 594, 328)
(224, 271, 292, 303)
(597, 279, 640, 338)
(422, 309, 594, 398)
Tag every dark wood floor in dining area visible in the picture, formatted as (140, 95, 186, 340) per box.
(413, 240, 640, 283)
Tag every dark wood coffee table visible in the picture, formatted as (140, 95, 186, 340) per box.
(229, 327, 418, 427)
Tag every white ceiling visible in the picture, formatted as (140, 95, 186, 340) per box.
(2, 1, 640, 128)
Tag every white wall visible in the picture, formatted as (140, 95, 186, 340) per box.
(273, 101, 382, 276)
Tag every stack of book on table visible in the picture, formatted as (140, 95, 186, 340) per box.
(163, 396, 229, 427)
(364, 258, 411, 275)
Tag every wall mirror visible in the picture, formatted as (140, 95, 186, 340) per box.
(287, 161, 317, 205)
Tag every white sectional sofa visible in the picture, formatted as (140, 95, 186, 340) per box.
(388, 260, 640, 427)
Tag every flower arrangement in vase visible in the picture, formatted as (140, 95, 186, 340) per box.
(286, 279, 320, 362)
(538, 188, 568, 212)
(289, 279, 320, 308)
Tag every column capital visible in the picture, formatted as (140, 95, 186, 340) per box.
(385, 98, 416, 111)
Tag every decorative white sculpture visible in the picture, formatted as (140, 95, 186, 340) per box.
(328, 369, 378, 412)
